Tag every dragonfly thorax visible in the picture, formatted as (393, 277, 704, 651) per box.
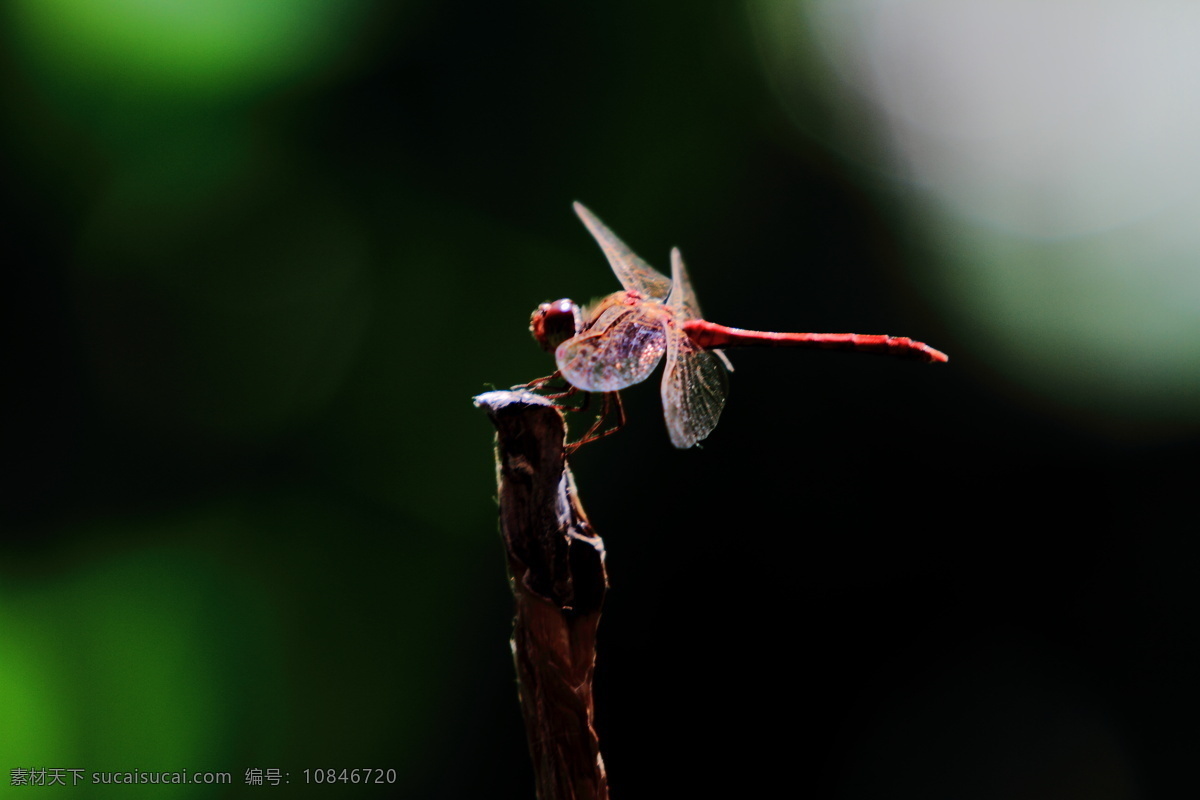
(530, 299, 583, 353)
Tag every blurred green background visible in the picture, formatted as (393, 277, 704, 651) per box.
(3, 1, 1197, 797)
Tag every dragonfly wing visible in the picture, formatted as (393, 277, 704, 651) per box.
(661, 323, 729, 448)
(663, 248, 730, 447)
(556, 305, 668, 392)
(668, 245, 734, 369)
(665, 247, 703, 319)
(574, 202, 673, 302)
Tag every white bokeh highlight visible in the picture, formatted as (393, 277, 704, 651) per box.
(755, 0, 1200, 435)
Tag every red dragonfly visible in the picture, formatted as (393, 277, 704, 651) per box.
(528, 203, 948, 449)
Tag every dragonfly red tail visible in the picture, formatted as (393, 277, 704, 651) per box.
(683, 320, 948, 364)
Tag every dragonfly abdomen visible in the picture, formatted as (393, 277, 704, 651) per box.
(683, 320, 948, 364)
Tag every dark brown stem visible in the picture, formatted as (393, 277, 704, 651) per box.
(474, 390, 609, 800)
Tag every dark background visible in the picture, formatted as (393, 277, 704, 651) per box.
(2, 2, 1195, 798)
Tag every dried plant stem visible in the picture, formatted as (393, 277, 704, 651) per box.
(474, 391, 609, 800)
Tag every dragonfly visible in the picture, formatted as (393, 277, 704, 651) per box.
(527, 202, 948, 449)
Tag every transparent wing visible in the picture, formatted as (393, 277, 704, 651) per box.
(662, 247, 729, 447)
(660, 325, 729, 449)
(556, 305, 668, 392)
(668, 247, 733, 370)
(665, 246, 704, 321)
(573, 202, 673, 302)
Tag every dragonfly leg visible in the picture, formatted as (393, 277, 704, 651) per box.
(514, 370, 581, 400)
(612, 390, 627, 431)
(548, 384, 583, 402)
(565, 391, 627, 453)
(517, 376, 624, 452)
(512, 370, 562, 392)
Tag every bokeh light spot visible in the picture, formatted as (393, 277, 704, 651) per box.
(6, 0, 369, 97)
(0, 607, 71, 767)
(753, 0, 1200, 437)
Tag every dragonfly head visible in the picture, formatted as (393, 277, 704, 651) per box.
(530, 299, 583, 353)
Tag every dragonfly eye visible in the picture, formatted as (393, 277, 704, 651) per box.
(530, 299, 583, 352)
